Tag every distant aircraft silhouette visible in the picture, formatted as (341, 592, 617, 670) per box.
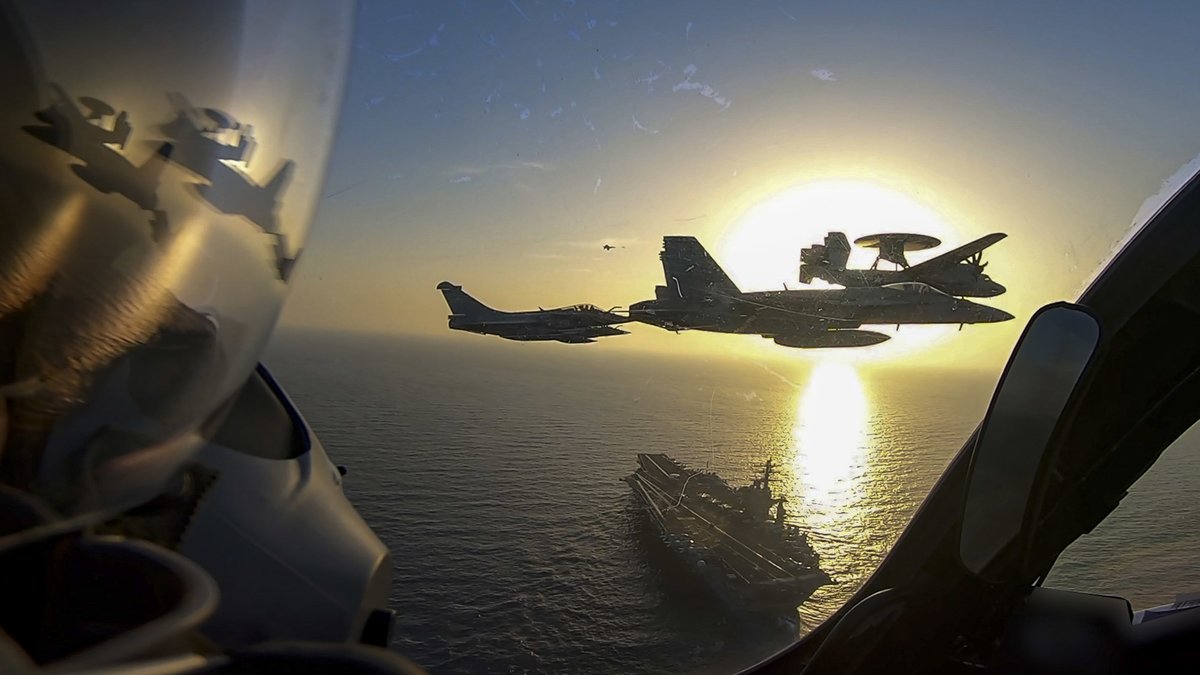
(800, 232, 1008, 297)
(437, 282, 629, 343)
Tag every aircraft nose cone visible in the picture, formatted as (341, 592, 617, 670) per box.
(985, 282, 1006, 297)
(986, 306, 1015, 322)
(958, 301, 1013, 323)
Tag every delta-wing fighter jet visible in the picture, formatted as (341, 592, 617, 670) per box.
(799, 231, 1007, 297)
(629, 236, 1012, 348)
(437, 282, 630, 343)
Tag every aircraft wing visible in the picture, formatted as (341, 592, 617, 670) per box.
(544, 326, 628, 343)
(572, 325, 630, 337)
(448, 316, 535, 327)
(529, 325, 630, 340)
(908, 233, 1007, 271)
(465, 317, 627, 330)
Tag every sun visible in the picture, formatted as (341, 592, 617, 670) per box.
(717, 180, 964, 361)
(718, 180, 959, 289)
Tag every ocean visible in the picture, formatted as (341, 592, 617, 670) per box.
(265, 328, 1200, 674)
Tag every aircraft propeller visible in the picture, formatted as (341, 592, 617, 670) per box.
(965, 251, 990, 276)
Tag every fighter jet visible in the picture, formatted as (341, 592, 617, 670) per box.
(437, 282, 631, 343)
(799, 232, 1007, 297)
(629, 236, 1012, 348)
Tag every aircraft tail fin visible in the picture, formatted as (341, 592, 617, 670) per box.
(262, 159, 294, 199)
(800, 232, 851, 272)
(660, 236, 741, 298)
(437, 281, 497, 317)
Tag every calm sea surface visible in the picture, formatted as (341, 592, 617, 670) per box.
(265, 329, 1200, 674)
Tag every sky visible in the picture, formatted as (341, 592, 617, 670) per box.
(279, 0, 1200, 370)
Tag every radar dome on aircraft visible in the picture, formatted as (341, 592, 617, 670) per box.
(855, 233, 942, 269)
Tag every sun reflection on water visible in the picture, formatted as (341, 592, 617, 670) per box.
(788, 361, 870, 531)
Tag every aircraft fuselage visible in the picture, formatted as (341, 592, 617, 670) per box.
(448, 308, 630, 342)
(806, 265, 1006, 297)
(629, 285, 1013, 335)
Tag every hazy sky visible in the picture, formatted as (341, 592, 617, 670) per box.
(280, 0, 1200, 369)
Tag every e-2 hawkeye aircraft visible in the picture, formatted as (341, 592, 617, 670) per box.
(629, 236, 1012, 348)
(799, 231, 1007, 297)
(437, 281, 630, 343)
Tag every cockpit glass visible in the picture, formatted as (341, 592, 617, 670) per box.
(264, 2, 1200, 672)
(882, 282, 941, 295)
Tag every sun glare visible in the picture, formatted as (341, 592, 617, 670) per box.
(717, 180, 964, 361)
(789, 361, 869, 529)
(719, 180, 958, 290)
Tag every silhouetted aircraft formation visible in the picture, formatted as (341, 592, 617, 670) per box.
(630, 236, 1012, 348)
(437, 282, 630, 343)
(439, 229, 1012, 348)
(25, 87, 299, 279)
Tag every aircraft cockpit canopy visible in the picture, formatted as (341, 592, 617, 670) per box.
(881, 282, 948, 296)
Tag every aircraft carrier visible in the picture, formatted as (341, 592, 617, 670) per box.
(625, 453, 831, 613)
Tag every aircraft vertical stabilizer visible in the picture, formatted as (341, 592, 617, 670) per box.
(800, 232, 852, 283)
(660, 236, 741, 299)
(436, 282, 498, 318)
(826, 232, 851, 270)
(262, 159, 294, 199)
